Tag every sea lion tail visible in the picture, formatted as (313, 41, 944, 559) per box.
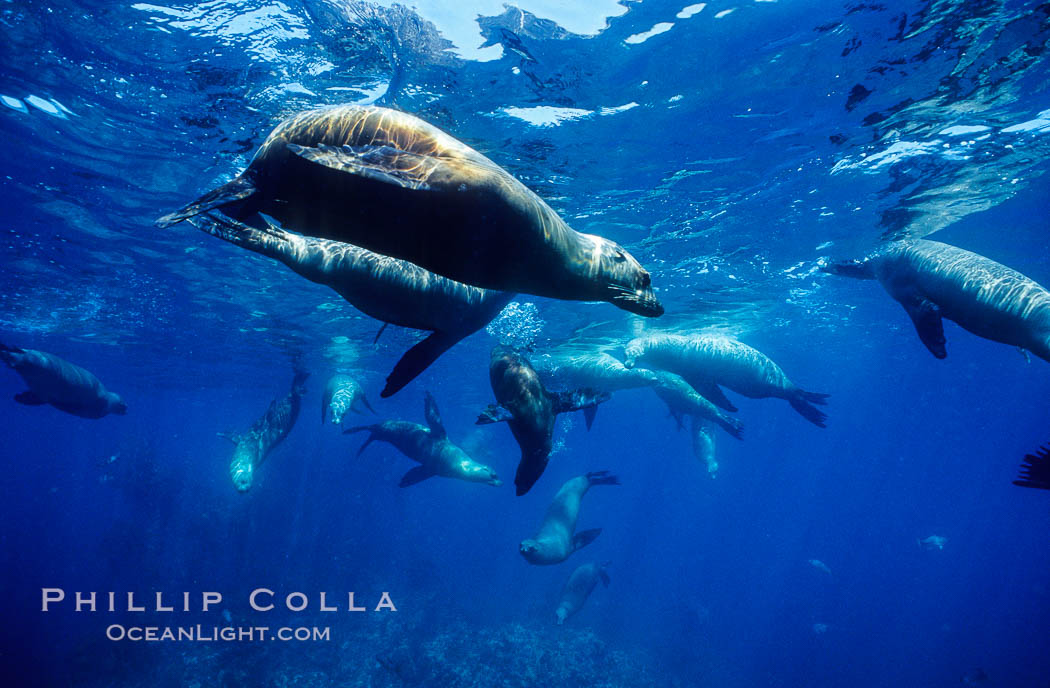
(586, 470, 620, 487)
(344, 425, 378, 457)
(156, 177, 258, 228)
(716, 412, 744, 440)
(789, 390, 829, 428)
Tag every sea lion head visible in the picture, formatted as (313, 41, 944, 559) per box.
(519, 539, 541, 562)
(106, 392, 128, 416)
(462, 460, 503, 487)
(555, 606, 568, 625)
(582, 233, 663, 317)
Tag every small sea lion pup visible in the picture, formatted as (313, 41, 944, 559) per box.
(520, 471, 620, 566)
(0, 341, 126, 418)
(478, 346, 610, 495)
(822, 239, 1050, 362)
(623, 333, 829, 427)
(226, 369, 308, 492)
(555, 561, 611, 625)
(158, 105, 663, 317)
(322, 373, 375, 425)
(191, 214, 513, 397)
(345, 392, 501, 488)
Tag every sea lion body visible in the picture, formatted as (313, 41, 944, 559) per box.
(160, 105, 662, 317)
(535, 351, 661, 393)
(0, 342, 126, 418)
(192, 214, 513, 397)
(228, 370, 307, 492)
(624, 334, 828, 427)
(346, 393, 501, 487)
(520, 471, 619, 565)
(555, 562, 611, 625)
(648, 370, 743, 439)
(824, 239, 1050, 361)
(479, 347, 609, 495)
(322, 374, 374, 424)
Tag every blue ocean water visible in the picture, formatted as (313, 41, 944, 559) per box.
(2, 0, 1050, 686)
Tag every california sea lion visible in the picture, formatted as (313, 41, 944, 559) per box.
(1015, 443, 1050, 490)
(192, 214, 513, 397)
(478, 346, 610, 495)
(158, 105, 663, 317)
(0, 341, 126, 418)
(917, 535, 947, 551)
(555, 561, 611, 625)
(823, 239, 1050, 361)
(322, 373, 374, 424)
(520, 471, 619, 566)
(226, 369, 307, 492)
(690, 417, 719, 478)
(623, 334, 829, 427)
(648, 370, 743, 439)
(534, 351, 662, 393)
(345, 392, 502, 487)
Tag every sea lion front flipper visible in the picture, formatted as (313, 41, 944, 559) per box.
(900, 295, 947, 358)
(423, 392, 446, 440)
(381, 330, 460, 399)
(287, 144, 444, 191)
(572, 528, 602, 552)
(688, 379, 737, 413)
(399, 466, 436, 487)
(583, 405, 598, 431)
(14, 390, 46, 405)
(476, 404, 513, 424)
(156, 177, 258, 227)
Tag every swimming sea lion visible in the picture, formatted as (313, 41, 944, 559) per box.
(0, 341, 126, 418)
(520, 471, 619, 565)
(158, 105, 663, 317)
(226, 369, 307, 492)
(322, 373, 374, 424)
(823, 239, 1050, 361)
(191, 214, 513, 397)
(345, 392, 502, 487)
(690, 417, 719, 478)
(534, 351, 662, 393)
(917, 535, 947, 551)
(1014, 444, 1050, 490)
(555, 561, 611, 625)
(648, 370, 743, 439)
(478, 346, 610, 495)
(623, 334, 829, 427)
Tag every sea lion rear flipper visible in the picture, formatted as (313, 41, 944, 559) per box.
(716, 411, 744, 440)
(343, 426, 378, 457)
(689, 379, 737, 413)
(14, 390, 45, 405)
(399, 466, 436, 487)
(1014, 443, 1050, 490)
(572, 528, 602, 552)
(423, 392, 446, 440)
(477, 404, 513, 424)
(381, 331, 460, 399)
(900, 296, 947, 358)
(583, 405, 598, 431)
(156, 177, 258, 227)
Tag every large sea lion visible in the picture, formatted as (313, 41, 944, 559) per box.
(822, 239, 1050, 361)
(520, 471, 619, 566)
(158, 105, 663, 317)
(0, 341, 126, 418)
(345, 392, 502, 488)
(226, 369, 307, 492)
(191, 214, 513, 397)
(648, 370, 743, 439)
(322, 373, 374, 424)
(623, 334, 829, 427)
(478, 346, 610, 495)
(1015, 443, 1050, 490)
(555, 561, 610, 625)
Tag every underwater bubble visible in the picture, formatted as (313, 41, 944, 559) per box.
(485, 301, 544, 350)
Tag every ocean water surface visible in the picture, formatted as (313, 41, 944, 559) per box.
(2, 0, 1050, 686)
